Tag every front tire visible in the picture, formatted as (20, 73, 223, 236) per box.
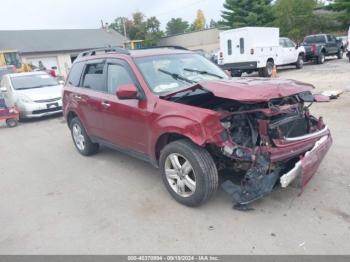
(6, 118, 18, 128)
(159, 139, 218, 207)
(70, 117, 99, 156)
(296, 54, 304, 69)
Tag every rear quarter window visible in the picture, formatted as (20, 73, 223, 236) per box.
(67, 62, 84, 86)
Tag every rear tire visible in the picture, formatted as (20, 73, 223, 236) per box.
(258, 60, 273, 77)
(317, 52, 325, 64)
(70, 117, 99, 156)
(6, 118, 18, 128)
(159, 139, 218, 207)
(230, 70, 242, 77)
(296, 54, 304, 69)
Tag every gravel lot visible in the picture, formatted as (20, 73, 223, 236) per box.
(0, 57, 349, 255)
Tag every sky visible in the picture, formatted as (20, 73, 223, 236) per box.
(0, 0, 225, 31)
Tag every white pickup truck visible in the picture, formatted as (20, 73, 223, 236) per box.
(218, 27, 305, 77)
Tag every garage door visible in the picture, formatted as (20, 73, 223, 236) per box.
(27, 57, 59, 73)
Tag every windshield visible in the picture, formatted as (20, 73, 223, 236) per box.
(135, 53, 228, 94)
(11, 74, 59, 90)
(304, 35, 325, 44)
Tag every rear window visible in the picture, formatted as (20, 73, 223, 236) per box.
(304, 35, 326, 44)
(67, 62, 84, 86)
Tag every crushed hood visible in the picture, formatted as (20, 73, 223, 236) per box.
(163, 78, 314, 102)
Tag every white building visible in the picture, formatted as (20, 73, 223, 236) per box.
(0, 29, 125, 78)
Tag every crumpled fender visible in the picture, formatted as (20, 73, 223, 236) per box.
(149, 113, 224, 160)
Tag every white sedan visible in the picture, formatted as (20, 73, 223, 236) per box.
(0, 71, 63, 118)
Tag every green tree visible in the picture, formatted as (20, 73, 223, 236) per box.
(166, 18, 189, 35)
(325, 0, 350, 30)
(109, 13, 164, 47)
(209, 19, 218, 28)
(274, 0, 317, 41)
(144, 16, 163, 46)
(221, 0, 274, 28)
(109, 17, 129, 37)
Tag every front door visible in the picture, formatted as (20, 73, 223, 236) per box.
(101, 59, 150, 154)
(280, 38, 297, 64)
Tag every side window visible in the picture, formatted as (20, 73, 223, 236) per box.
(227, 40, 232, 55)
(81, 62, 106, 92)
(67, 62, 84, 87)
(239, 38, 245, 54)
(279, 39, 285, 47)
(285, 39, 295, 48)
(107, 64, 134, 95)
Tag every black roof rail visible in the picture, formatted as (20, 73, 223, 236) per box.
(77, 46, 130, 58)
(140, 45, 188, 50)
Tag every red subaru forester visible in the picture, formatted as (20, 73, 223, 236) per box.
(63, 47, 332, 208)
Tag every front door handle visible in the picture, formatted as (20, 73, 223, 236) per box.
(101, 101, 111, 108)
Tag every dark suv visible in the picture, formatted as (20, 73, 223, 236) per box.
(63, 47, 332, 207)
(302, 34, 344, 64)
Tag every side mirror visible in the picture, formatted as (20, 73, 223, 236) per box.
(0, 86, 7, 92)
(116, 84, 140, 100)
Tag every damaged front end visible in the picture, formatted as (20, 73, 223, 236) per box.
(214, 92, 332, 207)
(162, 79, 332, 208)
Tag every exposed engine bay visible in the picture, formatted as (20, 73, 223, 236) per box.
(164, 89, 331, 209)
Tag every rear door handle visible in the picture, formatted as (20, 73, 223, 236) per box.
(101, 101, 111, 108)
(73, 94, 82, 101)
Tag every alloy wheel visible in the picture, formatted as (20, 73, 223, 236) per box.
(72, 124, 85, 151)
(164, 153, 196, 197)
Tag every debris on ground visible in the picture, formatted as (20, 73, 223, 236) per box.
(299, 241, 306, 250)
(321, 90, 344, 99)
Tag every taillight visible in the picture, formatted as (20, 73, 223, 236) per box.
(311, 44, 317, 55)
(219, 52, 223, 59)
(250, 48, 254, 55)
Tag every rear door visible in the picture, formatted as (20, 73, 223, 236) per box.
(222, 31, 248, 64)
(326, 35, 337, 54)
(101, 58, 149, 153)
(74, 60, 107, 138)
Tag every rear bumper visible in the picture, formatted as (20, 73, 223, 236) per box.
(219, 61, 258, 71)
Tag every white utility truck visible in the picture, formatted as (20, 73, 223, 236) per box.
(218, 27, 305, 77)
